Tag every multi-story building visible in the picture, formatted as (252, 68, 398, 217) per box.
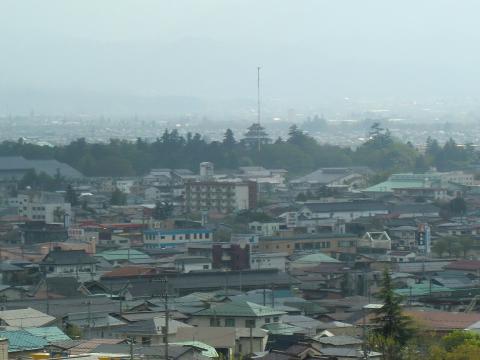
(143, 228, 213, 249)
(254, 233, 358, 256)
(12, 192, 72, 225)
(184, 181, 257, 214)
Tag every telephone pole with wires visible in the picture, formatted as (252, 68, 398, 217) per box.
(162, 277, 170, 360)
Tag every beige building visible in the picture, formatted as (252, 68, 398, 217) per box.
(254, 233, 358, 255)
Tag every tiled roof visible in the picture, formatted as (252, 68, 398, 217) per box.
(42, 249, 97, 265)
(0, 330, 48, 352)
(102, 266, 156, 278)
(445, 260, 480, 271)
(96, 249, 151, 261)
(315, 335, 363, 346)
(24, 326, 70, 342)
(194, 300, 285, 317)
(0, 307, 55, 327)
(302, 200, 387, 213)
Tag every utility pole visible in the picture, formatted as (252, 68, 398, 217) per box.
(263, 287, 266, 306)
(270, 284, 275, 308)
(249, 325, 253, 355)
(163, 278, 169, 360)
(45, 275, 50, 315)
(129, 337, 134, 360)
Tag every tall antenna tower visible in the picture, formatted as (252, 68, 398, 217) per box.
(257, 66, 261, 152)
(257, 66, 261, 125)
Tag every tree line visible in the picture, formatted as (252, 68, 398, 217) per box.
(1, 124, 478, 178)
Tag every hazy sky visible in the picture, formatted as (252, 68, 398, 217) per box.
(1, 1, 480, 114)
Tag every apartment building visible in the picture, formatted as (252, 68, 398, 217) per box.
(184, 181, 257, 214)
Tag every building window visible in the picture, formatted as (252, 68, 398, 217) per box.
(205, 233, 210, 239)
(225, 318, 235, 327)
(245, 319, 256, 328)
(265, 317, 271, 324)
(186, 234, 191, 240)
(210, 318, 220, 327)
(273, 317, 279, 322)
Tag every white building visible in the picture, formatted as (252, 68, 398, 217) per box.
(174, 256, 212, 272)
(248, 221, 281, 236)
(13, 192, 72, 224)
(143, 228, 213, 249)
(250, 252, 287, 271)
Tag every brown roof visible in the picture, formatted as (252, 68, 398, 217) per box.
(102, 266, 156, 278)
(68, 338, 125, 355)
(444, 260, 480, 271)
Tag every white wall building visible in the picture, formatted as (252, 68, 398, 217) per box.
(13, 192, 72, 224)
(250, 252, 287, 271)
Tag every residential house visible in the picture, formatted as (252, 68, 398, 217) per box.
(176, 326, 268, 358)
(297, 201, 388, 223)
(388, 250, 416, 263)
(95, 249, 152, 267)
(0, 307, 55, 327)
(189, 300, 286, 329)
(290, 167, 370, 193)
(112, 316, 192, 345)
(40, 248, 98, 280)
(249, 221, 281, 236)
(64, 312, 126, 339)
(174, 256, 212, 272)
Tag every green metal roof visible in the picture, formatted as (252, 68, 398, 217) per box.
(172, 341, 218, 358)
(395, 283, 453, 297)
(194, 300, 286, 317)
(365, 179, 428, 193)
(24, 326, 70, 342)
(95, 249, 151, 261)
(262, 322, 305, 335)
(0, 330, 48, 352)
(293, 253, 340, 263)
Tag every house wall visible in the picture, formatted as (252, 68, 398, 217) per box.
(236, 336, 266, 355)
(250, 253, 286, 271)
(299, 208, 388, 222)
(254, 237, 357, 255)
(176, 261, 211, 273)
(189, 315, 279, 329)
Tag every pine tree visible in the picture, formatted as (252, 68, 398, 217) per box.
(373, 268, 413, 345)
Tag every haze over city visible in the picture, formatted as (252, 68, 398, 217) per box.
(2, 0, 480, 118)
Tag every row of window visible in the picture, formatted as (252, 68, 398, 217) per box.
(209, 317, 279, 327)
(144, 232, 211, 241)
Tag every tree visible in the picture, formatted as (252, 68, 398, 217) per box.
(152, 201, 173, 220)
(458, 236, 474, 258)
(432, 239, 448, 258)
(65, 184, 78, 206)
(110, 188, 127, 206)
(448, 197, 467, 216)
(223, 129, 236, 148)
(372, 268, 412, 346)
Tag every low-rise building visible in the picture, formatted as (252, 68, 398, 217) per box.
(254, 233, 357, 256)
(250, 252, 288, 272)
(143, 228, 213, 249)
(189, 300, 286, 329)
(40, 248, 98, 279)
(248, 221, 281, 236)
(174, 256, 212, 272)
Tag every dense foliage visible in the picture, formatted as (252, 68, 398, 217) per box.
(1, 125, 477, 178)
